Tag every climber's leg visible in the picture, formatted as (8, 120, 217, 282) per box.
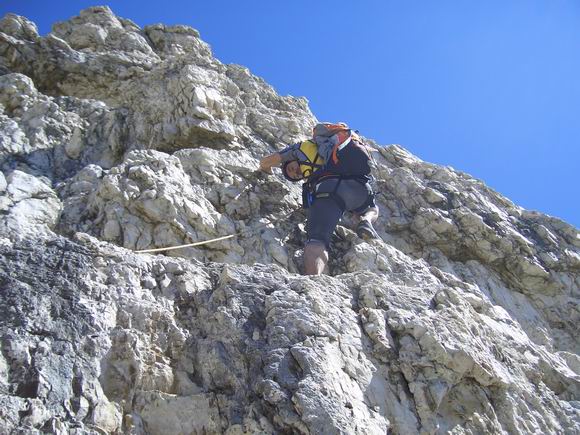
(305, 182, 344, 275)
(304, 240, 329, 275)
(354, 206, 380, 240)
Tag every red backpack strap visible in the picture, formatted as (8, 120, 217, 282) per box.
(330, 130, 353, 163)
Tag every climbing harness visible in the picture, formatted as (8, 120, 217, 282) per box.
(301, 176, 347, 211)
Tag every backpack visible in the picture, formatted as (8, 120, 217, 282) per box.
(312, 123, 351, 162)
(310, 122, 372, 181)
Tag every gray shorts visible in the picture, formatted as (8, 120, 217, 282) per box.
(306, 178, 375, 247)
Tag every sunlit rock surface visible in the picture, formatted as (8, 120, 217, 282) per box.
(0, 6, 578, 434)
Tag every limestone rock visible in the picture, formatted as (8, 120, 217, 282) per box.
(0, 7, 578, 435)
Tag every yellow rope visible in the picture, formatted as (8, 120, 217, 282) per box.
(135, 233, 239, 253)
(134, 214, 293, 254)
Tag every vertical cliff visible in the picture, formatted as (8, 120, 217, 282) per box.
(0, 7, 578, 434)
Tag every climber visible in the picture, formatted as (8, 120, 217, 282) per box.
(259, 122, 379, 276)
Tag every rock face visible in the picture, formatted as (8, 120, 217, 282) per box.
(0, 6, 578, 435)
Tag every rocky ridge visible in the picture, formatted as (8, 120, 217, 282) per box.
(0, 6, 578, 434)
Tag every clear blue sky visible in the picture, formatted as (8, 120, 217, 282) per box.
(2, 1, 579, 228)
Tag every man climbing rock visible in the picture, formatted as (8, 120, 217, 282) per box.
(259, 122, 379, 275)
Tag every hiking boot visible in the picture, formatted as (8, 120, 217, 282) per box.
(356, 220, 379, 240)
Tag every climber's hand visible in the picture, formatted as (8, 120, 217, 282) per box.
(259, 153, 280, 174)
(259, 165, 273, 175)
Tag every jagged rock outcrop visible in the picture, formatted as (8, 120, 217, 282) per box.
(0, 6, 578, 434)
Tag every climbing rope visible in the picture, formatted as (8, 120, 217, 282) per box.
(135, 220, 275, 254)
